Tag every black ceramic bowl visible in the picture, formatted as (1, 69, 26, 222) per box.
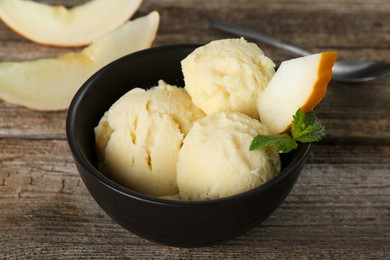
(66, 44, 311, 247)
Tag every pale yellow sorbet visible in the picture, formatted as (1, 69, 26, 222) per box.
(181, 38, 275, 119)
(94, 81, 205, 197)
(177, 112, 281, 201)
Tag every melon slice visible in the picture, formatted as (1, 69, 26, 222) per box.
(0, 11, 160, 110)
(0, 0, 142, 46)
(257, 52, 337, 134)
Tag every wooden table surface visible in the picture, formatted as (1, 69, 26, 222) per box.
(1, 0, 389, 258)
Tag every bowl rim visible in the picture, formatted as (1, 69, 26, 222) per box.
(66, 44, 311, 206)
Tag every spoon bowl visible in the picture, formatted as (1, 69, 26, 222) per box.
(332, 60, 390, 82)
(212, 20, 390, 83)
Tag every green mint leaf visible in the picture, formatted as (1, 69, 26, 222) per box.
(250, 133, 298, 153)
(250, 108, 326, 154)
(291, 109, 326, 143)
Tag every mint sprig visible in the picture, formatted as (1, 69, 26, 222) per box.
(291, 109, 326, 143)
(250, 109, 326, 153)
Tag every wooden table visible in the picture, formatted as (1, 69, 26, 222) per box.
(1, 0, 389, 258)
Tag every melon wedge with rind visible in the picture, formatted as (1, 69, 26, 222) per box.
(257, 52, 337, 135)
(0, 11, 160, 111)
(0, 0, 142, 46)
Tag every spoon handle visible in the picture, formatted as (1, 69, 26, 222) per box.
(212, 20, 312, 57)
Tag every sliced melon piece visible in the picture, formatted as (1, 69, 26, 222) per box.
(0, 11, 160, 110)
(0, 0, 142, 46)
(257, 52, 337, 134)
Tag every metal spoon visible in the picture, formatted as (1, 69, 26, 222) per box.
(212, 20, 390, 83)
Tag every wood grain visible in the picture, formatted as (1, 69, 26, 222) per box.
(0, 0, 389, 258)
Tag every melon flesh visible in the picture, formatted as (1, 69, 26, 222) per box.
(257, 52, 337, 134)
(0, 11, 160, 111)
(0, 0, 142, 46)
